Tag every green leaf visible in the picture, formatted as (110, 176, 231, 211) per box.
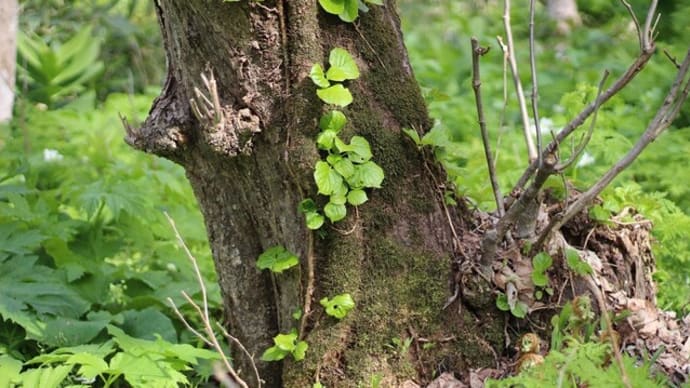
(316, 84, 353, 107)
(365, 0, 384, 4)
(496, 293, 510, 311)
(532, 252, 553, 272)
(317, 130, 338, 150)
(319, 110, 347, 132)
(261, 345, 289, 362)
(511, 301, 529, 318)
(532, 272, 549, 288)
(327, 48, 360, 81)
(305, 211, 325, 230)
(257, 246, 300, 273)
(320, 293, 355, 319)
(402, 127, 421, 146)
(318, 0, 345, 14)
(309, 63, 330, 88)
(274, 332, 298, 351)
(292, 309, 303, 320)
(329, 193, 347, 205)
(350, 161, 384, 189)
(338, 0, 360, 22)
(347, 189, 368, 206)
(292, 340, 308, 361)
(589, 205, 611, 223)
(0, 355, 22, 388)
(328, 154, 355, 178)
(565, 248, 593, 276)
(347, 136, 373, 162)
(299, 198, 318, 213)
(324, 202, 347, 222)
(314, 161, 345, 195)
(121, 307, 176, 342)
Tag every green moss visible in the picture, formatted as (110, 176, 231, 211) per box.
(356, 7, 432, 130)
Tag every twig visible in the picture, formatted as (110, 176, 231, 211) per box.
(164, 212, 255, 388)
(528, 0, 542, 168)
(471, 37, 504, 216)
(499, 0, 537, 161)
(619, 0, 641, 48)
(664, 49, 681, 69)
(509, 44, 655, 198)
(216, 322, 262, 386)
(535, 48, 690, 248)
(641, 0, 658, 51)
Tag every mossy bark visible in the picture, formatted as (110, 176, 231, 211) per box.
(128, 1, 503, 386)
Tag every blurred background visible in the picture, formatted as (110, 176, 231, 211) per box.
(0, 0, 688, 385)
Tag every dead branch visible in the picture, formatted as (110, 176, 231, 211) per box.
(500, 0, 537, 162)
(471, 37, 504, 217)
(528, 0, 542, 168)
(164, 212, 258, 388)
(536, 48, 690, 246)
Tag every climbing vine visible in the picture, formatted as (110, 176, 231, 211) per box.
(301, 47, 384, 229)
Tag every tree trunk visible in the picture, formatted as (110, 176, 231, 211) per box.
(0, 0, 18, 122)
(126, 1, 688, 387)
(127, 1, 502, 386)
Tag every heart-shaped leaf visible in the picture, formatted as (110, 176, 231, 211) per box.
(316, 84, 353, 107)
(327, 48, 360, 81)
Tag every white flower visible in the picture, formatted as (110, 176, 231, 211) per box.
(576, 151, 595, 168)
(43, 148, 64, 162)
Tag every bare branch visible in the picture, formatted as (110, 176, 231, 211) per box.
(471, 37, 504, 217)
(500, 0, 537, 162)
(164, 212, 256, 388)
(510, 1, 658, 197)
(528, 0, 542, 168)
(535, 49, 690, 249)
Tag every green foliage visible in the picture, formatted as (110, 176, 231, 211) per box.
(320, 293, 355, 320)
(0, 91, 219, 384)
(496, 291, 528, 318)
(1, 326, 219, 387)
(399, 0, 690, 314)
(261, 329, 308, 362)
(256, 246, 299, 273)
(486, 341, 666, 388)
(19, 0, 164, 99)
(531, 252, 553, 287)
(317, 0, 382, 23)
(308, 48, 384, 226)
(488, 298, 667, 387)
(17, 28, 104, 107)
(565, 249, 593, 276)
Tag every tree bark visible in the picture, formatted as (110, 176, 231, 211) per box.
(0, 0, 18, 122)
(127, 1, 502, 386)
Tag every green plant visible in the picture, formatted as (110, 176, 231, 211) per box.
(531, 252, 554, 300)
(306, 48, 384, 227)
(17, 27, 104, 107)
(0, 92, 220, 386)
(320, 293, 355, 320)
(318, 0, 383, 23)
(487, 298, 667, 387)
(260, 329, 308, 362)
(256, 245, 299, 273)
(495, 291, 528, 318)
